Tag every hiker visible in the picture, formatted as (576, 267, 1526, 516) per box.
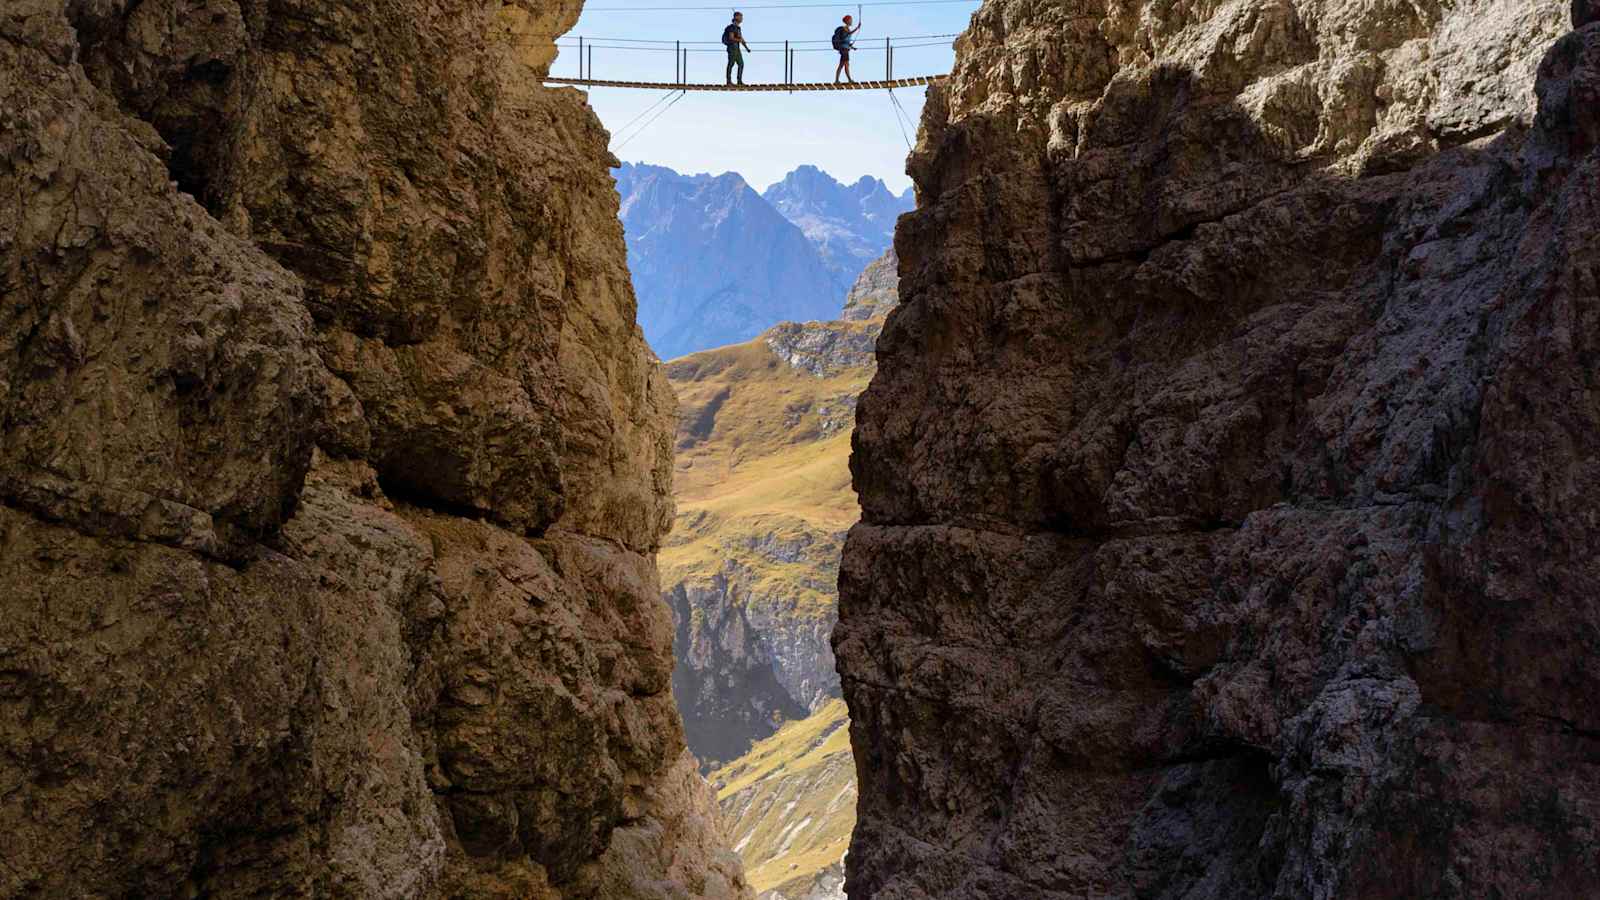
(723, 12, 751, 85)
(832, 14, 861, 84)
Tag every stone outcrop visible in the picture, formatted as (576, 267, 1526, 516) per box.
(839, 249, 899, 323)
(670, 576, 814, 767)
(838, 0, 1599, 897)
(2, 1, 746, 897)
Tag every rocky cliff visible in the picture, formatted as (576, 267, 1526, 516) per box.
(838, 250, 899, 323)
(838, 0, 1600, 897)
(2, 1, 747, 897)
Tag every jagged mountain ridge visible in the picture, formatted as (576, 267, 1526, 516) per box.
(838, 1, 1600, 898)
(614, 162, 908, 360)
(664, 250, 897, 771)
(761, 165, 913, 294)
(615, 162, 842, 360)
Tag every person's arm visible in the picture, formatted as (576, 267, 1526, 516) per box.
(851, 20, 862, 34)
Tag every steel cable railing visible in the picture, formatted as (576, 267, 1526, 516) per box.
(530, 32, 956, 84)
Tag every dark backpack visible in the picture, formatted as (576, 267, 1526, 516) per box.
(831, 26, 850, 50)
(723, 24, 740, 46)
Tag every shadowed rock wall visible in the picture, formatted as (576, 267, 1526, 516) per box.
(1, 1, 747, 896)
(837, 0, 1600, 895)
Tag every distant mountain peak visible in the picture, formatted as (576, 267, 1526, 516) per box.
(613, 161, 910, 360)
(613, 162, 844, 360)
(761, 166, 913, 295)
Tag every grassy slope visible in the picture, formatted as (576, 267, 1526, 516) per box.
(669, 250, 894, 896)
(671, 339, 868, 893)
(712, 700, 856, 896)
(663, 322, 875, 621)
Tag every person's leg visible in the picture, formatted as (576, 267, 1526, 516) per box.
(835, 54, 844, 82)
(844, 52, 853, 83)
(727, 48, 736, 84)
(737, 49, 745, 84)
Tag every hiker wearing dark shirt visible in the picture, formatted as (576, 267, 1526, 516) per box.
(832, 14, 861, 83)
(723, 12, 751, 85)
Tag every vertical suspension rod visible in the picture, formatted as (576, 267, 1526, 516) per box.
(578, 36, 584, 78)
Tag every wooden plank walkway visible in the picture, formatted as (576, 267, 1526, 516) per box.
(543, 74, 946, 91)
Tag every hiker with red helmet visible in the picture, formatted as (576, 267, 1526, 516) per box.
(832, 14, 862, 84)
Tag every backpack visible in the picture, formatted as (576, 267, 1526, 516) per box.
(831, 26, 850, 50)
(723, 24, 739, 46)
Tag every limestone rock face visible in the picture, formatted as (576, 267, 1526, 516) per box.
(1, 1, 745, 897)
(838, 1, 1599, 897)
(669, 576, 813, 767)
(839, 248, 899, 322)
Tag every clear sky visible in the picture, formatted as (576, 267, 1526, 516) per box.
(554, 0, 978, 192)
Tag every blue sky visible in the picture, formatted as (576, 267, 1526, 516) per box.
(554, 0, 978, 192)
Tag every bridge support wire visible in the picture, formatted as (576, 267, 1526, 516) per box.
(611, 89, 688, 151)
(886, 87, 915, 148)
(608, 89, 679, 145)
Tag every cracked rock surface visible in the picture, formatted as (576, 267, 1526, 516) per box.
(837, 0, 1600, 896)
(1, 1, 747, 897)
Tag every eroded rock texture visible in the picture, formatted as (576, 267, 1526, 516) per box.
(837, 0, 1600, 896)
(1, 1, 746, 897)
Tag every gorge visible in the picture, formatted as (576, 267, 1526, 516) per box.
(4, 0, 1600, 898)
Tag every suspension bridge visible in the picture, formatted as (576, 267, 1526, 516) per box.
(540, 0, 963, 91)
(545, 32, 956, 90)
(532, 0, 970, 151)
(545, 74, 945, 91)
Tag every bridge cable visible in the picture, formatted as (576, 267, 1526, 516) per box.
(581, 0, 976, 10)
(886, 88, 914, 148)
(611, 90, 688, 151)
(549, 32, 959, 45)
(608, 88, 681, 144)
(581, 40, 952, 51)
